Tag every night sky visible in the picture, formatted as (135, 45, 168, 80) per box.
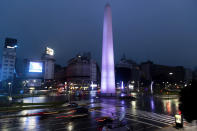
(0, 0, 197, 68)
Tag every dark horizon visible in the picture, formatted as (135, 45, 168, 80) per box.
(1, 0, 197, 69)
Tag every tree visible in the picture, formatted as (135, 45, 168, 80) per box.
(179, 80, 197, 122)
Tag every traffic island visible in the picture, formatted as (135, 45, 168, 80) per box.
(0, 101, 66, 113)
(99, 93, 118, 97)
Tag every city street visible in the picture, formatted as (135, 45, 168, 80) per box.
(1, 0, 197, 130)
(0, 94, 193, 131)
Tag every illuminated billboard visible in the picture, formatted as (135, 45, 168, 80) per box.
(46, 47, 54, 56)
(29, 62, 43, 73)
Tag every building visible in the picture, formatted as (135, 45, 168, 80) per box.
(116, 55, 140, 84)
(23, 59, 44, 87)
(0, 38, 17, 81)
(66, 53, 100, 88)
(21, 47, 55, 88)
(193, 67, 197, 80)
(140, 61, 186, 84)
(115, 56, 141, 91)
(140, 61, 153, 82)
(42, 47, 55, 80)
(184, 68, 192, 82)
(54, 64, 67, 82)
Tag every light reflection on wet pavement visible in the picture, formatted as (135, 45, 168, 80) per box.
(0, 94, 183, 131)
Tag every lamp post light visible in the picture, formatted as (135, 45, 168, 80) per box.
(150, 81, 154, 94)
(8, 82, 12, 101)
(8, 82, 11, 95)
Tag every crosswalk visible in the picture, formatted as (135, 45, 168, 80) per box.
(125, 109, 180, 125)
(95, 103, 191, 129)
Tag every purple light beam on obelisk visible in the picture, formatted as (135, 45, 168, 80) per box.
(101, 3, 115, 94)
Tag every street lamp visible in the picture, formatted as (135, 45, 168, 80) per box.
(8, 82, 12, 101)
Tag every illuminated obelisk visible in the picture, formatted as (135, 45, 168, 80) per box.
(101, 3, 115, 94)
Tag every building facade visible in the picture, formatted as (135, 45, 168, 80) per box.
(22, 47, 55, 87)
(140, 61, 186, 84)
(42, 47, 55, 80)
(66, 53, 100, 87)
(116, 56, 140, 84)
(0, 38, 17, 81)
(23, 59, 44, 87)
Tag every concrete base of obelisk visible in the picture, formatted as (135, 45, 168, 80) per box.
(100, 93, 118, 97)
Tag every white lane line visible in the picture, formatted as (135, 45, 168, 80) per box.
(96, 109, 163, 129)
(101, 109, 174, 126)
(97, 103, 190, 124)
(127, 113, 175, 123)
(101, 108, 174, 125)
(99, 104, 165, 118)
(104, 106, 175, 122)
(135, 112, 174, 119)
(98, 105, 187, 126)
(143, 112, 174, 120)
(125, 109, 174, 120)
(101, 107, 174, 126)
(139, 111, 174, 120)
(125, 117, 163, 129)
(125, 114, 172, 126)
(136, 113, 174, 120)
(127, 111, 188, 123)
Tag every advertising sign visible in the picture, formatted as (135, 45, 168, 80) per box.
(46, 47, 54, 56)
(29, 62, 43, 73)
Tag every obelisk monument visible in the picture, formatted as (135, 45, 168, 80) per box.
(101, 3, 116, 95)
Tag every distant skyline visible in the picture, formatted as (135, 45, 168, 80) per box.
(1, 0, 197, 68)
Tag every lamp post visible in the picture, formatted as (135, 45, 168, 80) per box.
(8, 82, 11, 96)
(8, 82, 12, 101)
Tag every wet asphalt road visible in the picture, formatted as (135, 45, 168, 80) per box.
(0, 95, 191, 131)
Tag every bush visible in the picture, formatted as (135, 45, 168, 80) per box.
(179, 80, 197, 122)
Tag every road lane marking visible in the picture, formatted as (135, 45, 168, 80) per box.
(101, 107, 174, 125)
(125, 112, 175, 123)
(125, 117, 163, 128)
(95, 109, 163, 129)
(125, 114, 172, 126)
(101, 106, 177, 122)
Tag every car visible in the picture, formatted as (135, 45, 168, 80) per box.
(68, 102, 78, 107)
(94, 96, 102, 103)
(119, 95, 136, 100)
